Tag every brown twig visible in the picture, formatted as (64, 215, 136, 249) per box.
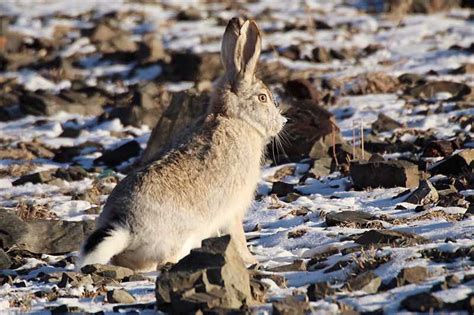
(331, 121, 338, 166)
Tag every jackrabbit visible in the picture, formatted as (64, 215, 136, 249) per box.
(78, 17, 286, 271)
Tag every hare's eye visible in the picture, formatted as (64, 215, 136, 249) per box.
(258, 94, 267, 103)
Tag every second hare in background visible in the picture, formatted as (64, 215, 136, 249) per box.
(78, 17, 286, 271)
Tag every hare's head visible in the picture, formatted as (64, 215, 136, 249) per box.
(211, 17, 286, 140)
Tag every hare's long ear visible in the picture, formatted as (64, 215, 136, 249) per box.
(221, 17, 245, 79)
(239, 20, 261, 82)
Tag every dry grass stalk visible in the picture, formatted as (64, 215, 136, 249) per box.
(331, 121, 339, 167)
(352, 120, 356, 160)
(360, 119, 365, 160)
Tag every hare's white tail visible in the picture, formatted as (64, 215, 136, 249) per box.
(77, 226, 130, 270)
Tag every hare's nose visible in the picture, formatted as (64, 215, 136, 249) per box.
(280, 117, 287, 126)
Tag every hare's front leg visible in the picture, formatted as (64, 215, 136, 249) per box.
(226, 219, 257, 265)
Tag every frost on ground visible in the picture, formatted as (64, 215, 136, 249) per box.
(0, 0, 473, 314)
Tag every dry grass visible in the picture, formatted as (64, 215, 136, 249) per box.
(350, 247, 391, 274)
(0, 163, 36, 178)
(288, 229, 307, 239)
(390, 210, 464, 225)
(267, 194, 286, 209)
(16, 202, 58, 221)
(9, 294, 33, 312)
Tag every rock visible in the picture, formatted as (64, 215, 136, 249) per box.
(397, 266, 429, 286)
(54, 166, 88, 182)
(371, 113, 404, 132)
(430, 149, 473, 176)
(73, 187, 101, 205)
(271, 182, 295, 197)
(59, 127, 81, 138)
(307, 282, 335, 301)
(445, 274, 461, 288)
(139, 34, 167, 62)
(52, 146, 83, 163)
(355, 229, 427, 247)
(166, 52, 222, 81)
(0, 249, 12, 269)
(312, 47, 332, 63)
(81, 264, 134, 280)
(310, 157, 332, 177)
(107, 289, 136, 304)
(12, 170, 55, 186)
(123, 274, 148, 282)
(107, 34, 137, 54)
(326, 211, 375, 227)
(156, 235, 254, 313)
(405, 180, 439, 205)
(19, 90, 106, 116)
(50, 304, 82, 314)
(422, 140, 455, 158)
(58, 272, 93, 288)
(0, 209, 94, 254)
(388, 0, 461, 15)
(109, 83, 170, 128)
(369, 153, 385, 162)
(272, 296, 310, 315)
(90, 22, 116, 43)
(1, 30, 24, 53)
(0, 209, 30, 250)
(450, 63, 474, 74)
(398, 73, 425, 86)
(141, 90, 210, 165)
(406, 81, 473, 101)
(268, 260, 307, 272)
(421, 247, 472, 263)
(25, 219, 95, 254)
(88, 21, 138, 57)
(55, 142, 102, 163)
(347, 271, 381, 294)
(18, 141, 55, 159)
(94, 140, 141, 167)
(176, 7, 203, 21)
(252, 272, 287, 288)
(431, 274, 461, 292)
(249, 277, 268, 303)
(112, 303, 155, 313)
(279, 45, 300, 60)
(347, 72, 399, 95)
(327, 142, 371, 175)
(284, 78, 320, 101)
(281, 99, 343, 161)
(0, 52, 38, 71)
(401, 292, 443, 312)
(350, 160, 422, 189)
(324, 260, 352, 273)
(268, 165, 296, 182)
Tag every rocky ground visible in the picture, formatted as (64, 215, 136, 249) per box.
(0, 0, 473, 314)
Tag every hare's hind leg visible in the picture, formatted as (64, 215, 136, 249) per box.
(225, 219, 257, 265)
(111, 251, 158, 272)
(77, 226, 130, 270)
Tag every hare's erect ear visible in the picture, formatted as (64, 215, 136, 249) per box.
(239, 20, 261, 81)
(221, 17, 245, 79)
(221, 18, 262, 82)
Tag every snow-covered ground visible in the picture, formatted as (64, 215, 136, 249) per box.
(0, 0, 473, 314)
